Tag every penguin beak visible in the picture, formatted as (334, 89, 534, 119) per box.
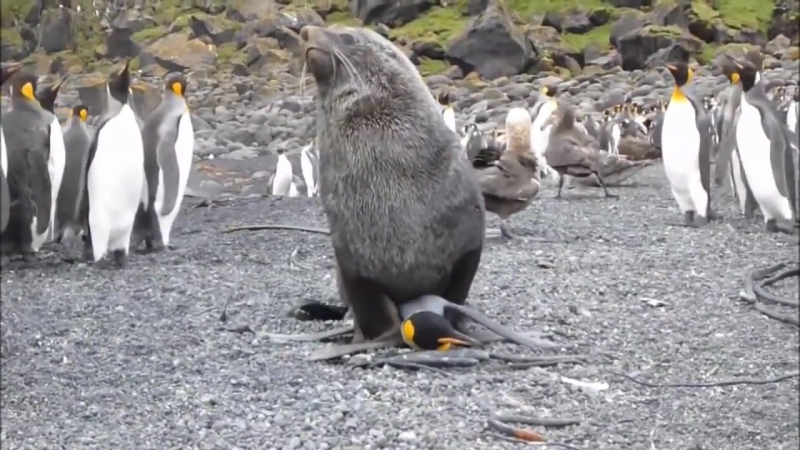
(52, 73, 68, 91)
(665, 64, 677, 72)
(436, 334, 480, 351)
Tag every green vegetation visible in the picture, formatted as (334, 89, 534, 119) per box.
(417, 57, 449, 76)
(216, 42, 246, 66)
(0, 28, 22, 47)
(326, 11, 361, 26)
(389, 7, 467, 43)
(714, 0, 772, 31)
(132, 26, 168, 43)
(646, 25, 683, 37)
(0, 0, 28, 26)
(562, 23, 613, 51)
(505, 0, 605, 17)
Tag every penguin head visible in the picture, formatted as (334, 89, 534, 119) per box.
(108, 59, 132, 105)
(0, 62, 22, 87)
(540, 85, 557, 98)
(36, 74, 68, 114)
(70, 104, 89, 122)
(436, 90, 452, 107)
(400, 310, 480, 351)
(164, 72, 188, 98)
(666, 63, 693, 88)
(723, 55, 758, 92)
(10, 71, 40, 104)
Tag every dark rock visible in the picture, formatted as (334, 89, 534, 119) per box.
(226, 0, 278, 22)
(0, 29, 33, 62)
(189, 14, 238, 45)
(110, 8, 155, 34)
(467, 0, 490, 15)
(615, 25, 702, 70)
(411, 41, 445, 60)
(610, 12, 645, 47)
(40, 8, 73, 53)
(447, 3, 534, 80)
(233, 17, 305, 54)
(602, 0, 653, 7)
(525, 26, 585, 67)
(543, 9, 594, 34)
(351, 0, 439, 27)
(768, 0, 799, 43)
(589, 8, 612, 26)
(106, 27, 141, 59)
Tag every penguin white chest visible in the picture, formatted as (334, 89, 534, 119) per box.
(610, 122, 621, 154)
(300, 146, 316, 197)
(0, 125, 7, 176)
(442, 107, 456, 134)
(661, 101, 701, 176)
(272, 154, 293, 196)
(736, 99, 792, 221)
(87, 105, 145, 260)
(661, 99, 708, 215)
(787, 101, 798, 135)
(155, 109, 195, 246)
(46, 117, 66, 239)
(531, 102, 555, 158)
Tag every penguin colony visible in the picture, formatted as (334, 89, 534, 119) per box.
(0, 43, 798, 358)
(0, 60, 196, 267)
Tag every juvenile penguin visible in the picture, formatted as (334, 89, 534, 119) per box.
(83, 60, 145, 266)
(475, 107, 540, 240)
(541, 105, 619, 198)
(135, 72, 195, 251)
(1, 62, 23, 233)
(295, 25, 548, 360)
(718, 55, 798, 233)
(1, 72, 53, 256)
(661, 62, 717, 227)
(271, 148, 294, 197)
(55, 105, 91, 242)
(437, 90, 456, 134)
(36, 75, 68, 241)
(300, 141, 318, 197)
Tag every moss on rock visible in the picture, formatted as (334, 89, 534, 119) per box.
(389, 7, 467, 44)
(563, 23, 613, 51)
(418, 57, 449, 75)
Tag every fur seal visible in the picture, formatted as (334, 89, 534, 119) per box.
(474, 107, 540, 240)
(276, 25, 551, 360)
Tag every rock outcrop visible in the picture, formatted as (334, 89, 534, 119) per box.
(0, 0, 796, 81)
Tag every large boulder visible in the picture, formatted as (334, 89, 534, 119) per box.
(768, 0, 799, 43)
(615, 25, 703, 70)
(446, 2, 534, 80)
(351, 0, 439, 27)
(140, 32, 218, 72)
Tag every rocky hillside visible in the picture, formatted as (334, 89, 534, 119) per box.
(1, 0, 798, 80)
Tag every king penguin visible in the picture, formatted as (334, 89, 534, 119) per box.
(271, 148, 294, 197)
(55, 105, 91, 242)
(714, 51, 761, 220)
(300, 141, 318, 197)
(0, 62, 23, 233)
(1, 71, 53, 257)
(82, 59, 145, 267)
(530, 86, 559, 179)
(36, 74, 68, 242)
(661, 62, 717, 227)
(135, 72, 195, 252)
(437, 91, 456, 134)
(717, 54, 798, 233)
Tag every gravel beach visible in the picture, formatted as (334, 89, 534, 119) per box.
(2, 163, 798, 450)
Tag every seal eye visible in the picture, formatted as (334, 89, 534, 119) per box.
(339, 32, 355, 46)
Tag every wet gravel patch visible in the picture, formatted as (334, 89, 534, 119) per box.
(2, 164, 798, 450)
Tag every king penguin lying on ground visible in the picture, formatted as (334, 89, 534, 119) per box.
(1, 71, 54, 259)
(134, 72, 195, 252)
(82, 59, 145, 267)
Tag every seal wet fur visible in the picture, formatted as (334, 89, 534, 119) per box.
(267, 25, 554, 361)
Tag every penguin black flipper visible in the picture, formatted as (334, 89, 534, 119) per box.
(0, 170, 9, 233)
(156, 116, 182, 217)
(714, 109, 740, 186)
(27, 148, 51, 236)
(683, 88, 714, 203)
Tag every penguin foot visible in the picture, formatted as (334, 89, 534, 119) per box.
(766, 219, 797, 235)
(113, 250, 127, 269)
(499, 222, 514, 241)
